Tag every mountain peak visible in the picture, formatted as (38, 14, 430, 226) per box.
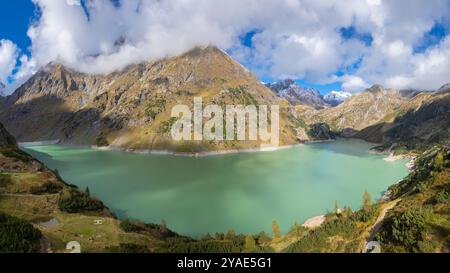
(437, 83, 450, 93)
(35, 46, 228, 79)
(265, 79, 353, 108)
(265, 79, 328, 109)
(1, 45, 294, 148)
(181, 45, 226, 58)
(366, 84, 386, 93)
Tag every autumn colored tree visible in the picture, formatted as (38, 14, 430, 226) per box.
(272, 220, 281, 238)
(225, 229, 236, 240)
(362, 190, 372, 212)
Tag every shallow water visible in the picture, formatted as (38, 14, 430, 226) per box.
(22, 139, 408, 237)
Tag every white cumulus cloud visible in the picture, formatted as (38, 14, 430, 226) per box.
(0, 39, 19, 92)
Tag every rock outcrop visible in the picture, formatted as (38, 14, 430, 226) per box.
(0, 122, 17, 146)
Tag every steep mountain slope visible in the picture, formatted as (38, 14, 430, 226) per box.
(266, 79, 330, 109)
(437, 83, 450, 93)
(0, 122, 16, 146)
(375, 144, 450, 252)
(296, 83, 450, 151)
(308, 85, 413, 135)
(356, 89, 450, 150)
(0, 46, 308, 152)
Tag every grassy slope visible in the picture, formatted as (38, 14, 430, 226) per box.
(0, 145, 167, 253)
(374, 146, 450, 252)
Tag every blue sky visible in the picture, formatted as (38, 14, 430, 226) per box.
(0, 1, 35, 59)
(235, 19, 448, 94)
(1, 0, 450, 95)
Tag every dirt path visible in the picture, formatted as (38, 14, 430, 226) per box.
(366, 200, 400, 243)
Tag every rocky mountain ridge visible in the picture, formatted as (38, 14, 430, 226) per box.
(0, 46, 307, 151)
(296, 84, 450, 151)
(0, 45, 448, 153)
(266, 79, 353, 109)
(265, 79, 330, 109)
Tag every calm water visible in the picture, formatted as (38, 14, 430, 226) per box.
(22, 139, 408, 237)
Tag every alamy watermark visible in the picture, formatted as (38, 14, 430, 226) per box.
(170, 97, 280, 147)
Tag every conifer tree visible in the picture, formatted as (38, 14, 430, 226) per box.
(244, 234, 257, 252)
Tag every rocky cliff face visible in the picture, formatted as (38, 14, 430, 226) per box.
(356, 90, 450, 150)
(266, 79, 330, 109)
(0, 46, 307, 151)
(0, 122, 16, 146)
(308, 85, 410, 134)
(308, 123, 336, 140)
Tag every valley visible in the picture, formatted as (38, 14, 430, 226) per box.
(0, 46, 449, 253)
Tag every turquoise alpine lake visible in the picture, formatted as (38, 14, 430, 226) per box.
(22, 139, 408, 237)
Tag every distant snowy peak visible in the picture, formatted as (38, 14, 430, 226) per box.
(266, 79, 353, 108)
(265, 79, 328, 109)
(323, 91, 352, 106)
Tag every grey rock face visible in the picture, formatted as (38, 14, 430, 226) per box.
(0, 123, 17, 146)
(308, 123, 336, 140)
(266, 79, 330, 109)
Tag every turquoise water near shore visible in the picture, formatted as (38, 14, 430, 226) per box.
(22, 139, 408, 237)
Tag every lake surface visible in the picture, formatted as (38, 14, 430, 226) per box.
(22, 139, 408, 237)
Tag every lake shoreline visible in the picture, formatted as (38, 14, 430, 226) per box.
(20, 139, 309, 158)
(96, 143, 307, 157)
(19, 137, 376, 158)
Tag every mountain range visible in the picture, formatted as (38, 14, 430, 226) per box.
(0, 46, 449, 153)
(0, 46, 306, 152)
(265, 79, 352, 109)
(293, 84, 450, 151)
